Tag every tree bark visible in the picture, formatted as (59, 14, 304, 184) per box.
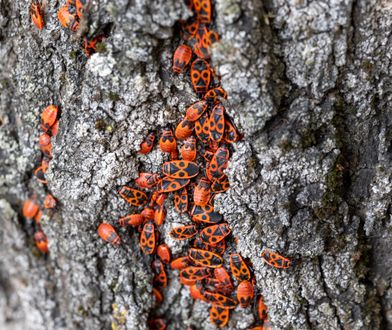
(0, 0, 391, 329)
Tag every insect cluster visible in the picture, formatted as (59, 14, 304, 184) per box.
(22, 105, 59, 254)
(96, 1, 292, 329)
(30, 0, 108, 57)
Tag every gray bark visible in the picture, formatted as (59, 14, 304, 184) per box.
(0, 0, 391, 329)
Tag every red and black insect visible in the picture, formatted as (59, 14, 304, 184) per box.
(174, 188, 188, 213)
(118, 186, 148, 206)
(224, 115, 241, 143)
(135, 173, 160, 189)
(154, 204, 167, 226)
(193, 0, 212, 23)
(213, 267, 234, 295)
(200, 223, 231, 245)
(141, 206, 155, 220)
(57, 5, 79, 31)
(190, 282, 207, 301)
(118, 214, 145, 227)
(202, 290, 237, 309)
(172, 44, 193, 73)
(204, 87, 227, 103)
(257, 295, 268, 322)
(157, 244, 171, 264)
(83, 34, 105, 57)
(34, 161, 48, 184)
(41, 105, 58, 133)
(139, 132, 155, 154)
(179, 266, 211, 281)
(175, 117, 194, 140)
(185, 100, 208, 122)
(169, 224, 198, 240)
(188, 248, 223, 268)
(191, 204, 223, 224)
(193, 177, 211, 207)
(34, 230, 49, 253)
(230, 253, 251, 282)
(152, 259, 167, 289)
(156, 177, 190, 193)
(261, 249, 292, 269)
(162, 160, 199, 179)
(22, 198, 40, 219)
(38, 133, 52, 158)
(190, 59, 211, 94)
(206, 144, 229, 182)
(159, 127, 177, 153)
(179, 17, 199, 41)
(210, 306, 230, 329)
(30, 0, 45, 30)
(98, 223, 121, 247)
(237, 280, 254, 308)
(180, 136, 197, 161)
(211, 175, 230, 193)
(195, 113, 210, 143)
(171, 256, 191, 270)
(209, 103, 225, 142)
(140, 221, 156, 255)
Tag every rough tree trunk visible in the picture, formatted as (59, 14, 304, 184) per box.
(0, 0, 391, 329)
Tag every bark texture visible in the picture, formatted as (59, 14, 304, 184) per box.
(0, 0, 391, 329)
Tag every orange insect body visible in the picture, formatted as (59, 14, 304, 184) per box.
(98, 223, 121, 246)
(41, 105, 58, 133)
(213, 267, 234, 294)
(200, 223, 231, 245)
(30, 1, 45, 30)
(211, 175, 230, 193)
(34, 209, 43, 223)
(210, 306, 230, 328)
(190, 283, 207, 301)
(43, 194, 57, 209)
(179, 266, 211, 281)
(191, 204, 223, 224)
(154, 205, 166, 226)
(83, 35, 104, 57)
(180, 18, 199, 40)
(152, 259, 167, 289)
(230, 253, 251, 282)
(257, 295, 268, 321)
(39, 133, 52, 158)
(190, 59, 211, 94)
(175, 117, 194, 140)
(172, 44, 193, 73)
(157, 244, 171, 264)
(195, 112, 210, 143)
(118, 214, 145, 227)
(118, 186, 147, 206)
(185, 100, 208, 122)
(170, 224, 198, 240)
(141, 206, 155, 220)
(75, 0, 87, 18)
(156, 177, 190, 193)
(174, 188, 188, 213)
(22, 198, 40, 219)
(180, 136, 197, 161)
(159, 127, 177, 153)
(207, 144, 229, 182)
(34, 161, 48, 184)
(50, 120, 60, 136)
(139, 132, 155, 154)
(171, 256, 191, 269)
(188, 248, 223, 268)
(135, 173, 160, 189)
(204, 87, 227, 103)
(224, 116, 241, 143)
(261, 249, 292, 269)
(209, 103, 225, 142)
(152, 287, 164, 305)
(57, 6, 79, 31)
(193, 177, 211, 206)
(237, 280, 254, 308)
(202, 290, 237, 309)
(193, 0, 212, 23)
(34, 231, 49, 253)
(162, 160, 199, 179)
(140, 221, 156, 254)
